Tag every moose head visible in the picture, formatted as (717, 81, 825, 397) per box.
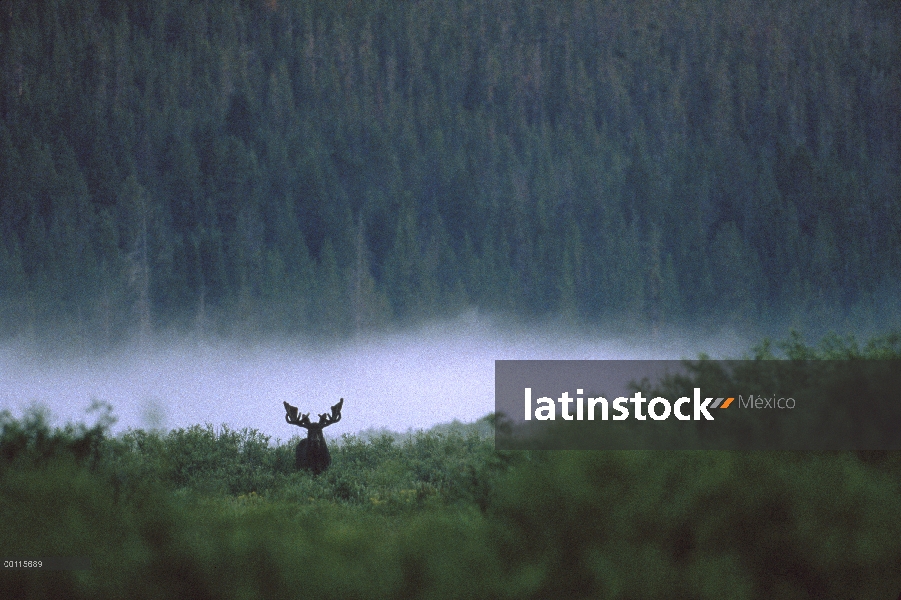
(283, 398, 343, 475)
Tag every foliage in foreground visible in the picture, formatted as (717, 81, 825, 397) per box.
(2, 332, 901, 599)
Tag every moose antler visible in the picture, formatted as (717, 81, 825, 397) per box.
(284, 401, 311, 427)
(326, 397, 343, 424)
(284, 399, 343, 428)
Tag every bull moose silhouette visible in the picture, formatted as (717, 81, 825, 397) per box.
(283, 398, 343, 474)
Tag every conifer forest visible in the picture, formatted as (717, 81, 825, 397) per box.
(1, 0, 898, 342)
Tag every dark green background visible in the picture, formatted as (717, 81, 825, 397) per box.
(1, 0, 899, 343)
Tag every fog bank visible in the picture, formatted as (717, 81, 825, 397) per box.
(0, 315, 749, 441)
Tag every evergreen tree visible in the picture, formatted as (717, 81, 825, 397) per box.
(118, 175, 153, 342)
(314, 238, 348, 337)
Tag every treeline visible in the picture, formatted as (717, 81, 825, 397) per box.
(0, 0, 899, 342)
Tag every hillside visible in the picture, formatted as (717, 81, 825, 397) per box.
(1, 0, 899, 342)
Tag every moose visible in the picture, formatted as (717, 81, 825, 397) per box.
(283, 398, 343, 474)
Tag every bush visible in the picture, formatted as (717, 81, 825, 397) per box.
(489, 449, 901, 598)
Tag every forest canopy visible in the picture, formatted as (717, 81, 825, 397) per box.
(0, 0, 899, 343)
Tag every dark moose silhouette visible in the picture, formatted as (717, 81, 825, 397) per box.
(283, 398, 343, 474)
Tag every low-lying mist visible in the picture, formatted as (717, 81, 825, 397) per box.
(0, 314, 751, 441)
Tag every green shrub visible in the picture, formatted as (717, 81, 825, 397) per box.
(489, 449, 901, 598)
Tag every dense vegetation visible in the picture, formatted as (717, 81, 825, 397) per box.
(3, 332, 901, 598)
(1, 0, 899, 343)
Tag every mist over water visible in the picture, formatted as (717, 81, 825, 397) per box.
(0, 315, 749, 441)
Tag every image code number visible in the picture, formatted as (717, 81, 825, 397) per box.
(2, 558, 90, 570)
(4, 560, 43, 569)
